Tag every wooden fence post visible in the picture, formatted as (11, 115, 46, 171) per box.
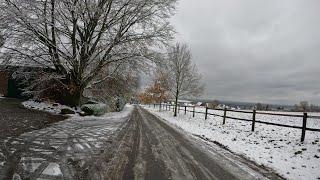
(184, 106, 187, 115)
(169, 104, 171, 111)
(252, 109, 256, 131)
(205, 107, 208, 120)
(301, 113, 308, 142)
(154, 104, 155, 108)
(223, 108, 227, 124)
(178, 105, 180, 114)
(193, 106, 195, 117)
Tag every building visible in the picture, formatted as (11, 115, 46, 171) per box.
(0, 65, 46, 98)
(0, 65, 23, 97)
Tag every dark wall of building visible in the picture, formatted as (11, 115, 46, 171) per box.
(0, 65, 34, 99)
(0, 65, 60, 100)
(7, 78, 25, 98)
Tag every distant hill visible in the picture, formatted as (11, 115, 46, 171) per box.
(182, 98, 294, 111)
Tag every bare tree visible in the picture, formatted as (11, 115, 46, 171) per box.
(300, 101, 309, 112)
(0, 0, 177, 105)
(208, 100, 219, 109)
(255, 103, 263, 110)
(166, 43, 204, 117)
(293, 101, 310, 112)
(85, 61, 140, 107)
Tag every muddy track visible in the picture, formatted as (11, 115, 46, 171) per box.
(97, 106, 283, 180)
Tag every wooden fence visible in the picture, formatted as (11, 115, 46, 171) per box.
(150, 103, 320, 142)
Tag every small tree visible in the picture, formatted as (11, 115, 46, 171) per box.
(255, 103, 263, 110)
(293, 101, 310, 112)
(265, 104, 270, 111)
(139, 69, 170, 104)
(300, 101, 309, 112)
(208, 100, 219, 109)
(166, 43, 204, 117)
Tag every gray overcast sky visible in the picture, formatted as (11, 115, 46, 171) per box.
(171, 0, 320, 105)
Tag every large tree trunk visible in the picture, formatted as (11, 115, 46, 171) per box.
(68, 86, 84, 107)
(64, 79, 85, 107)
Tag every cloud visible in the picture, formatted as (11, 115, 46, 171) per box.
(171, 0, 320, 104)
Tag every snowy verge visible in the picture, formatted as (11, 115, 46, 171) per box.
(22, 100, 79, 115)
(101, 104, 134, 119)
(64, 104, 134, 123)
(144, 106, 320, 180)
(22, 100, 134, 120)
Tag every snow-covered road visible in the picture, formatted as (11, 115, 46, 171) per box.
(108, 106, 282, 180)
(145, 105, 320, 180)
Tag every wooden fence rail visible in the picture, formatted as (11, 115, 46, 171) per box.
(151, 103, 320, 142)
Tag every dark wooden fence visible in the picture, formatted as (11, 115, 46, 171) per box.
(151, 103, 320, 142)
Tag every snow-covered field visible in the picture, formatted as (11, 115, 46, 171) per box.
(144, 105, 320, 180)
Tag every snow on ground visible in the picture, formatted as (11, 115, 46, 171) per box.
(70, 104, 134, 122)
(101, 104, 134, 119)
(22, 100, 134, 120)
(144, 105, 320, 180)
(22, 100, 78, 115)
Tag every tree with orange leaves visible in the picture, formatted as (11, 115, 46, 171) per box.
(139, 69, 170, 104)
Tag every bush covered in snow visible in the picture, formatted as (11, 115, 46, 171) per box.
(81, 103, 109, 116)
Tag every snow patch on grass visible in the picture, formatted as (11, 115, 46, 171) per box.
(22, 100, 77, 115)
(145, 106, 320, 180)
(22, 100, 134, 120)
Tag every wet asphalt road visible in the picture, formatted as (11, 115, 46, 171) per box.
(0, 101, 283, 179)
(0, 100, 131, 180)
(97, 106, 283, 180)
(0, 98, 66, 138)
